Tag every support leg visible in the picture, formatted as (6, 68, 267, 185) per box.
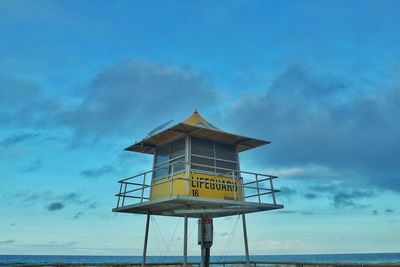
(242, 214, 250, 267)
(142, 213, 150, 267)
(200, 247, 205, 267)
(205, 247, 210, 267)
(184, 215, 188, 267)
(199, 218, 212, 267)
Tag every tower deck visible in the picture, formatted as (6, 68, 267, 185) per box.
(113, 161, 283, 218)
(113, 195, 283, 218)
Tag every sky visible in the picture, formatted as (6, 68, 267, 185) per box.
(1, 0, 400, 256)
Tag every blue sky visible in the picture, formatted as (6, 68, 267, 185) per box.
(1, 0, 400, 256)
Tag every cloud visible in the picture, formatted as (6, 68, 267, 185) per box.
(228, 64, 400, 192)
(275, 210, 319, 216)
(0, 61, 219, 146)
(0, 133, 40, 147)
(304, 193, 318, 199)
(50, 193, 96, 211)
(276, 210, 316, 215)
(63, 193, 87, 204)
(43, 241, 80, 248)
(22, 159, 42, 172)
(0, 77, 60, 128)
(73, 212, 83, 219)
(332, 190, 375, 209)
(10, 190, 95, 211)
(276, 210, 297, 214)
(80, 165, 114, 178)
(310, 184, 339, 193)
(279, 186, 296, 197)
(0, 239, 15, 244)
(276, 186, 297, 203)
(55, 60, 219, 138)
(309, 183, 377, 209)
(300, 211, 315, 215)
(88, 202, 97, 209)
(385, 208, 394, 214)
(49, 192, 96, 211)
(47, 202, 64, 211)
(12, 190, 53, 204)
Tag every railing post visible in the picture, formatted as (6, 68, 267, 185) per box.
(232, 170, 236, 201)
(185, 162, 190, 196)
(116, 182, 123, 208)
(170, 163, 175, 196)
(141, 173, 146, 203)
(255, 174, 261, 204)
(240, 171, 245, 202)
(122, 182, 127, 206)
(269, 178, 276, 205)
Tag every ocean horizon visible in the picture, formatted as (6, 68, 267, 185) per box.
(1, 252, 400, 266)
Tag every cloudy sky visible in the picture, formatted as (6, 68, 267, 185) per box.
(1, 0, 400, 256)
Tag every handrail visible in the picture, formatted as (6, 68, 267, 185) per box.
(119, 161, 277, 183)
(115, 160, 280, 208)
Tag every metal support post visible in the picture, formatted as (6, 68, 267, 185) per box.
(198, 218, 213, 267)
(122, 182, 127, 206)
(255, 174, 261, 203)
(116, 182, 123, 208)
(184, 215, 188, 267)
(269, 178, 276, 205)
(170, 164, 174, 196)
(242, 214, 250, 267)
(204, 247, 210, 267)
(200, 247, 205, 267)
(201, 247, 210, 267)
(141, 173, 146, 203)
(142, 213, 151, 267)
(232, 170, 236, 200)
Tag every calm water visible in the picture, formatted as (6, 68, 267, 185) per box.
(1, 253, 400, 266)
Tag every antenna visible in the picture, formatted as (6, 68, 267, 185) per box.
(146, 119, 173, 138)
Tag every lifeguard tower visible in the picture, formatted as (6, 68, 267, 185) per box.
(113, 111, 283, 267)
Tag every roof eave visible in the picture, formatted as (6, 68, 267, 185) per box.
(124, 122, 271, 154)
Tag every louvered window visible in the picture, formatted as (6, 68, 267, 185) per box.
(190, 136, 238, 176)
(153, 138, 185, 179)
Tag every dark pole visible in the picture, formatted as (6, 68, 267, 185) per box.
(199, 218, 213, 267)
(184, 215, 188, 267)
(242, 214, 250, 267)
(142, 213, 151, 267)
(205, 246, 210, 267)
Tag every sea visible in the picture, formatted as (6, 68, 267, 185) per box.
(0, 253, 400, 266)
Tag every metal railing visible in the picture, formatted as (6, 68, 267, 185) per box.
(115, 161, 280, 209)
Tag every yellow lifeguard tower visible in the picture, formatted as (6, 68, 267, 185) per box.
(113, 111, 283, 267)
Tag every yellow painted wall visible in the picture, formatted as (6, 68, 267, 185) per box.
(189, 172, 242, 201)
(150, 172, 243, 201)
(150, 172, 187, 199)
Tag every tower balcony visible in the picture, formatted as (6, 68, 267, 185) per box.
(112, 161, 283, 218)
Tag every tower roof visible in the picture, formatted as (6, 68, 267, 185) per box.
(125, 111, 270, 154)
(182, 110, 219, 130)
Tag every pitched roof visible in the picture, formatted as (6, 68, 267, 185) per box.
(125, 111, 270, 154)
(182, 110, 219, 130)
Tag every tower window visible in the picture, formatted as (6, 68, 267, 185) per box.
(190, 136, 238, 176)
(153, 137, 186, 179)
